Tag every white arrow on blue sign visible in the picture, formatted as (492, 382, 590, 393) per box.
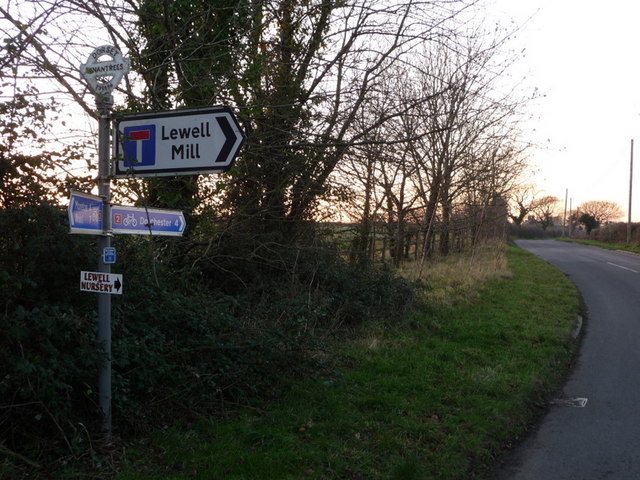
(68, 191, 186, 236)
(111, 205, 186, 236)
(68, 191, 104, 234)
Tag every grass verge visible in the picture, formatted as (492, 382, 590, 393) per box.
(558, 237, 640, 254)
(114, 245, 580, 480)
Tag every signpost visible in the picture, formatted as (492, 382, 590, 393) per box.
(113, 107, 245, 177)
(76, 45, 244, 437)
(68, 191, 103, 234)
(79, 45, 130, 436)
(111, 205, 186, 236)
(68, 193, 187, 237)
(80, 271, 123, 294)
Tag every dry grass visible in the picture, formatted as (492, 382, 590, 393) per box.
(399, 240, 512, 307)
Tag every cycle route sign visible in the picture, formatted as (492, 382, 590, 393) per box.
(68, 191, 186, 236)
(111, 205, 186, 236)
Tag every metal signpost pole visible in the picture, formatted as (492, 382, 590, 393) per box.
(76, 46, 244, 437)
(80, 45, 129, 436)
(97, 94, 113, 436)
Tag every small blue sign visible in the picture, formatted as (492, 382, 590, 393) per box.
(68, 191, 103, 234)
(103, 247, 116, 264)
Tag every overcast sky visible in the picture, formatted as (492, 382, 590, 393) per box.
(488, 0, 640, 220)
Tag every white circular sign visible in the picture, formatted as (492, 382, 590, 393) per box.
(80, 45, 130, 96)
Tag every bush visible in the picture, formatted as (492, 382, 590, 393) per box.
(0, 305, 100, 460)
(0, 204, 95, 312)
(1, 205, 101, 472)
(590, 222, 640, 245)
(509, 222, 564, 239)
(109, 239, 417, 432)
(1, 208, 417, 475)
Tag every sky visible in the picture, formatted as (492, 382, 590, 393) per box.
(488, 0, 640, 220)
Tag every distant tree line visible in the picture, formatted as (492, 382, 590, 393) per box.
(508, 187, 624, 236)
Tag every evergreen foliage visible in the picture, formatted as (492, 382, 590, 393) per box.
(0, 202, 416, 476)
(578, 213, 599, 235)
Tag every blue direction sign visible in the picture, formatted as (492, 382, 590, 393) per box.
(69, 191, 186, 236)
(68, 191, 104, 234)
(111, 205, 186, 236)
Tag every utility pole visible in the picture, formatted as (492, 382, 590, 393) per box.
(563, 188, 568, 237)
(568, 197, 573, 237)
(628, 139, 634, 245)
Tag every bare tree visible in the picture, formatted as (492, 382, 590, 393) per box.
(393, 26, 530, 258)
(333, 21, 530, 267)
(578, 200, 624, 225)
(508, 185, 538, 226)
(1, 1, 479, 227)
(531, 195, 559, 231)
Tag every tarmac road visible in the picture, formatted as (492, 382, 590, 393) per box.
(494, 240, 640, 479)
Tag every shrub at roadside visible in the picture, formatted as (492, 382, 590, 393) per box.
(0, 206, 416, 478)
